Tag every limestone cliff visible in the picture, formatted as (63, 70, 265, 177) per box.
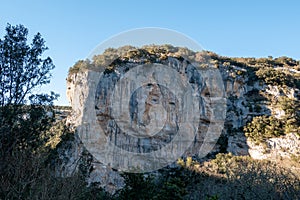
(61, 45, 300, 192)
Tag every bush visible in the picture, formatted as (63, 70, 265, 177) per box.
(256, 67, 296, 87)
(117, 170, 188, 200)
(68, 60, 94, 75)
(203, 154, 300, 200)
(244, 115, 284, 144)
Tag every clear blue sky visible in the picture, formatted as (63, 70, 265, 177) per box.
(1, 0, 299, 105)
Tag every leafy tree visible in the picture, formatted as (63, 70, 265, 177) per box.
(117, 173, 156, 200)
(0, 23, 57, 106)
(0, 24, 58, 198)
(0, 23, 58, 153)
(244, 115, 284, 144)
(277, 96, 300, 135)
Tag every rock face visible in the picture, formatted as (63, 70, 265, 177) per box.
(62, 46, 300, 192)
(248, 133, 300, 160)
(67, 56, 226, 172)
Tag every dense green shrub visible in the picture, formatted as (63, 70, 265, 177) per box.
(277, 96, 300, 135)
(117, 170, 189, 200)
(244, 115, 284, 144)
(244, 95, 300, 144)
(256, 67, 294, 86)
(68, 59, 95, 75)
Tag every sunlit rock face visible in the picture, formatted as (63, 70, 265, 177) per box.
(67, 55, 226, 171)
(63, 46, 300, 192)
(247, 133, 300, 160)
(63, 51, 227, 191)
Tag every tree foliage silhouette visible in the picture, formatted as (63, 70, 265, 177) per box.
(0, 23, 58, 106)
(0, 23, 58, 152)
(0, 24, 60, 199)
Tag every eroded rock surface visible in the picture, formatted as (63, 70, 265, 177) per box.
(61, 46, 300, 192)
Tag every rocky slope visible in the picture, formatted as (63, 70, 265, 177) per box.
(60, 45, 300, 192)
